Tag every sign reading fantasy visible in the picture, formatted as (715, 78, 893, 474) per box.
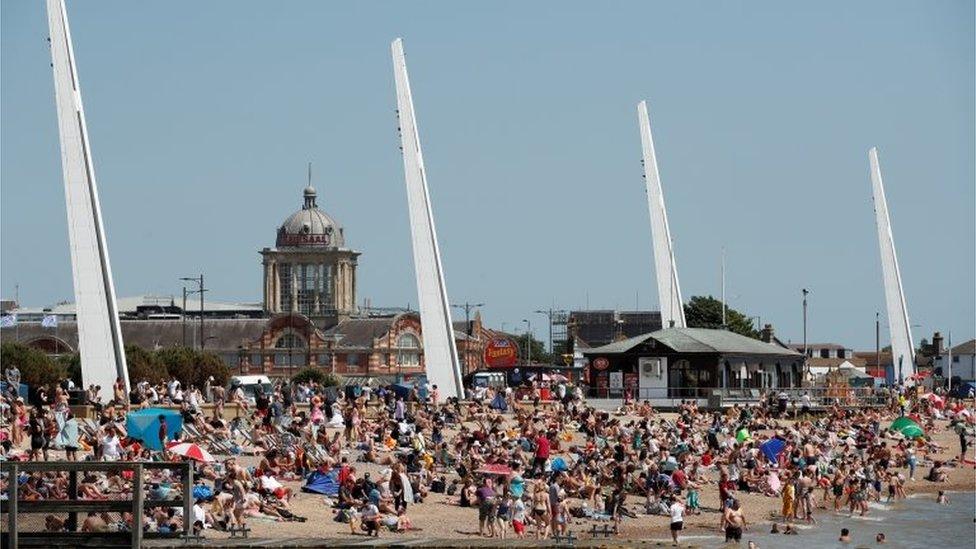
(484, 337, 519, 368)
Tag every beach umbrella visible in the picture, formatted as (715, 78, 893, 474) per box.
(926, 393, 945, 410)
(165, 441, 215, 462)
(890, 417, 924, 438)
(898, 424, 925, 439)
(890, 416, 919, 432)
(125, 408, 183, 452)
(760, 438, 786, 463)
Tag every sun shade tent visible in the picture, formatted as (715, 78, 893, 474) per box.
(126, 407, 183, 451)
(391, 383, 414, 400)
(490, 392, 508, 411)
(760, 438, 786, 463)
(302, 469, 340, 496)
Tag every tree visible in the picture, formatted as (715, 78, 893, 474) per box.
(153, 346, 229, 389)
(195, 351, 230, 389)
(57, 352, 82, 386)
(683, 295, 759, 339)
(125, 345, 167, 385)
(292, 367, 326, 385)
(513, 332, 550, 365)
(292, 368, 340, 387)
(0, 342, 67, 388)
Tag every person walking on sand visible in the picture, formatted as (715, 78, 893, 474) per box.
(669, 497, 685, 545)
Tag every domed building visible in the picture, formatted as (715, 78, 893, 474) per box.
(260, 186, 360, 326)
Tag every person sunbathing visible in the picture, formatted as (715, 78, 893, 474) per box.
(395, 506, 417, 532)
(79, 477, 109, 500)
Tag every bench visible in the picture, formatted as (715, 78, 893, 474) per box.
(553, 530, 577, 545)
(227, 525, 251, 538)
(588, 524, 618, 538)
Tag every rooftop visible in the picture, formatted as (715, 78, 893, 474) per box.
(582, 327, 803, 356)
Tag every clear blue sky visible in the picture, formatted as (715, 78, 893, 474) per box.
(2, 1, 973, 350)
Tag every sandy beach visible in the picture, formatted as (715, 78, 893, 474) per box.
(197, 410, 975, 543)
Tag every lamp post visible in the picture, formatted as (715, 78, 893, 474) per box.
(802, 288, 809, 381)
(875, 312, 880, 381)
(534, 308, 566, 363)
(452, 301, 484, 375)
(522, 319, 531, 368)
(180, 275, 207, 350)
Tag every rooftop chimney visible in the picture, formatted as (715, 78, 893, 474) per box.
(760, 323, 775, 343)
(932, 332, 944, 355)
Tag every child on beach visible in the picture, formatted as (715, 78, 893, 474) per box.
(936, 491, 950, 505)
(781, 474, 795, 522)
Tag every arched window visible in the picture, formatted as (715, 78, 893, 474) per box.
(274, 331, 307, 367)
(397, 333, 420, 367)
(398, 334, 420, 349)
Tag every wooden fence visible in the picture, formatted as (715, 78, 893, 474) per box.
(0, 460, 192, 549)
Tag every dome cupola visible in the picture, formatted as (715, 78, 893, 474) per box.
(276, 186, 344, 248)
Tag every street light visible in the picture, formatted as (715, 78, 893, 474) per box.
(451, 302, 484, 374)
(522, 319, 531, 368)
(534, 308, 566, 362)
(180, 275, 207, 350)
(802, 288, 809, 381)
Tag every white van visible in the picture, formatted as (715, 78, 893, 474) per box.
(227, 375, 273, 404)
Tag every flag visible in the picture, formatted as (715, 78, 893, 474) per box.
(0, 314, 17, 328)
(42, 314, 58, 328)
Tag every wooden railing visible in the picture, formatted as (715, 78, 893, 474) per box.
(0, 461, 192, 549)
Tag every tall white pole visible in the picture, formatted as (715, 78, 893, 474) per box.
(637, 101, 686, 329)
(869, 147, 915, 385)
(391, 38, 464, 399)
(46, 0, 128, 401)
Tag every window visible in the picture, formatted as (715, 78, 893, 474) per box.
(953, 355, 960, 363)
(347, 353, 360, 366)
(837, 349, 846, 359)
(819, 349, 829, 358)
(279, 262, 335, 314)
(397, 333, 420, 367)
(278, 263, 292, 310)
(274, 332, 306, 367)
(317, 354, 331, 368)
(251, 354, 263, 368)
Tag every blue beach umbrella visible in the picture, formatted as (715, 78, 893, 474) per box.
(125, 407, 183, 451)
(760, 438, 786, 463)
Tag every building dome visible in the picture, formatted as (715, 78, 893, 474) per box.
(276, 186, 345, 248)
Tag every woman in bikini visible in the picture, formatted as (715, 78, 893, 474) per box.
(531, 481, 550, 540)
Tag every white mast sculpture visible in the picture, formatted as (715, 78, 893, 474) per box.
(638, 101, 686, 328)
(46, 0, 129, 400)
(391, 38, 464, 399)
(869, 147, 915, 383)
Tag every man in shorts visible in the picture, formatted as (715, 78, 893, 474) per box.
(723, 499, 746, 543)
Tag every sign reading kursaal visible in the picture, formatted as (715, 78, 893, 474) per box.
(483, 337, 519, 368)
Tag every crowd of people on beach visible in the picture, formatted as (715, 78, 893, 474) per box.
(1, 362, 974, 545)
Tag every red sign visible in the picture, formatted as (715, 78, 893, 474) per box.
(483, 337, 518, 368)
(593, 357, 609, 371)
(277, 232, 332, 247)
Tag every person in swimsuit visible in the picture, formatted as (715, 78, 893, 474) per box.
(723, 499, 746, 543)
(531, 482, 550, 540)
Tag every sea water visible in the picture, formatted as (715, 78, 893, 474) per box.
(745, 491, 975, 549)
